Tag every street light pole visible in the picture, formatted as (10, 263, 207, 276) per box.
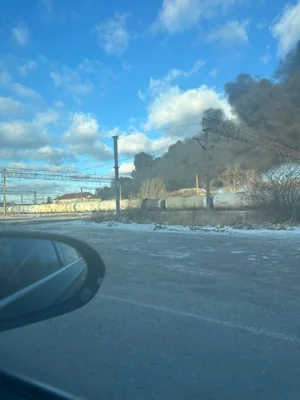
(112, 135, 120, 220)
(3, 169, 7, 216)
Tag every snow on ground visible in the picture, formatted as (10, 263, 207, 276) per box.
(87, 220, 300, 236)
(3, 217, 300, 236)
(44, 219, 300, 236)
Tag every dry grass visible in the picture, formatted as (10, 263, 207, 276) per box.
(88, 209, 260, 228)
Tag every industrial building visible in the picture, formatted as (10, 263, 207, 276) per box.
(54, 192, 100, 204)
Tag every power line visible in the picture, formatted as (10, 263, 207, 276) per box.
(140, 122, 201, 135)
(0, 168, 113, 183)
(202, 117, 300, 160)
(78, 122, 201, 173)
(77, 157, 132, 172)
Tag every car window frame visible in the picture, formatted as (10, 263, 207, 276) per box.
(53, 242, 82, 267)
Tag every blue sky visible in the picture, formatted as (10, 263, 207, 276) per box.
(1, 0, 300, 197)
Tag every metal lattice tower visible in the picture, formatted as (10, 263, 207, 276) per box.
(0, 168, 113, 183)
(202, 117, 300, 160)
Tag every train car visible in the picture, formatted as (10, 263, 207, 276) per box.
(51, 203, 67, 213)
(202, 196, 214, 209)
(20, 205, 31, 213)
(213, 193, 249, 210)
(98, 200, 116, 212)
(38, 204, 53, 213)
(120, 199, 130, 210)
(86, 201, 102, 212)
(10, 205, 21, 214)
(73, 201, 99, 212)
(158, 199, 166, 210)
(27, 205, 37, 214)
(144, 198, 160, 210)
(65, 203, 76, 213)
(165, 196, 186, 210)
(127, 199, 145, 210)
(183, 195, 205, 209)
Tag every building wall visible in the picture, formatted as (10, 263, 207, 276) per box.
(54, 197, 99, 204)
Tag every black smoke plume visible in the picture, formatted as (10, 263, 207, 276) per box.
(99, 43, 300, 197)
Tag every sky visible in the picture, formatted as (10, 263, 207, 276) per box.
(1, 0, 300, 199)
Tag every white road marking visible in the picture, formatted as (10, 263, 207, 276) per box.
(100, 294, 300, 345)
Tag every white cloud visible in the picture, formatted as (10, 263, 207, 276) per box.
(132, 61, 233, 155)
(39, 0, 55, 22)
(153, 0, 244, 34)
(34, 108, 60, 127)
(38, 0, 86, 24)
(206, 20, 249, 45)
(0, 109, 59, 150)
(54, 100, 65, 108)
(95, 13, 130, 54)
(50, 71, 93, 96)
(0, 70, 12, 86)
(0, 121, 50, 148)
(0, 96, 25, 116)
(35, 146, 73, 163)
(209, 68, 219, 78)
(64, 112, 99, 144)
(19, 60, 37, 76)
(259, 53, 271, 64)
(143, 59, 206, 100)
(12, 22, 30, 46)
(119, 162, 135, 175)
(145, 85, 233, 137)
(63, 112, 112, 160)
(50, 59, 115, 99)
(151, 59, 205, 88)
(102, 127, 121, 138)
(256, 19, 267, 31)
(138, 90, 146, 101)
(0, 146, 75, 165)
(0, 69, 39, 99)
(6, 162, 77, 173)
(11, 82, 40, 98)
(271, 1, 300, 58)
(119, 132, 174, 155)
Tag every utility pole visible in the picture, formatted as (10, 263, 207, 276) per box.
(196, 174, 199, 195)
(34, 191, 37, 205)
(113, 135, 120, 220)
(193, 129, 211, 213)
(3, 169, 7, 216)
(204, 128, 211, 213)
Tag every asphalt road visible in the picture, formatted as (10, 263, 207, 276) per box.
(1, 220, 300, 400)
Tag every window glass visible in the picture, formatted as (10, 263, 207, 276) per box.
(0, 238, 61, 298)
(57, 243, 81, 266)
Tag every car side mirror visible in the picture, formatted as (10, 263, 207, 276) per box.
(0, 231, 105, 332)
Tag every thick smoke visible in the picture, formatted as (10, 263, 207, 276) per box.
(224, 42, 300, 170)
(118, 44, 300, 195)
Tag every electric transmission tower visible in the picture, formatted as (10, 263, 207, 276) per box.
(193, 117, 300, 212)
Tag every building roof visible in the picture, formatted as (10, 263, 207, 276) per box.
(55, 192, 99, 201)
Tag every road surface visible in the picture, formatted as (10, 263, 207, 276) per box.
(1, 220, 300, 399)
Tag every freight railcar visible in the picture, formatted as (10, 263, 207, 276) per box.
(4, 193, 252, 214)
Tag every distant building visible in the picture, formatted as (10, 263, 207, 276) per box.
(169, 188, 206, 197)
(54, 192, 100, 203)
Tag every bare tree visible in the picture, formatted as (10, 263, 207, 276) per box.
(245, 163, 300, 223)
(139, 177, 167, 198)
(220, 163, 245, 192)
